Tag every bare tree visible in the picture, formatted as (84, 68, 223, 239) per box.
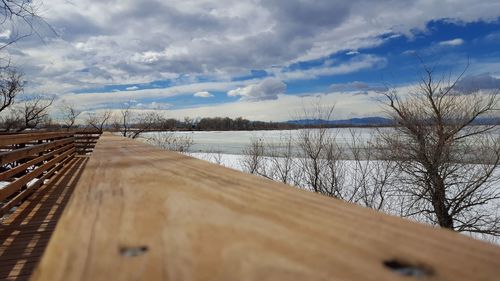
(128, 112, 161, 139)
(241, 137, 266, 176)
(13, 94, 53, 131)
(345, 128, 396, 210)
(380, 64, 500, 236)
(147, 132, 194, 153)
(296, 104, 343, 196)
(118, 104, 162, 139)
(211, 150, 224, 165)
(119, 103, 132, 137)
(59, 102, 80, 131)
(0, 66, 22, 113)
(0, 108, 20, 130)
(267, 133, 297, 185)
(321, 140, 347, 198)
(183, 117, 194, 130)
(0, 1, 50, 126)
(205, 147, 224, 165)
(292, 103, 394, 208)
(0, 1, 55, 130)
(0, 0, 52, 50)
(86, 110, 111, 133)
(0, 0, 56, 116)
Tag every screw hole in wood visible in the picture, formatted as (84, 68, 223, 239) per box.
(119, 245, 149, 257)
(384, 259, 433, 278)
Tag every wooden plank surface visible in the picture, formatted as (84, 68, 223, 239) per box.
(30, 133, 500, 281)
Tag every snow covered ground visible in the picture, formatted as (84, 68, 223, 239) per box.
(189, 152, 244, 170)
(0, 178, 44, 190)
(0, 181, 9, 190)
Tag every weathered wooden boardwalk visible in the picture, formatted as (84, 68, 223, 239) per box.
(1, 132, 500, 280)
(0, 157, 88, 280)
(0, 131, 99, 280)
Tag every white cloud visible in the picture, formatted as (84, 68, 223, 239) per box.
(402, 50, 416, 55)
(227, 78, 286, 101)
(194, 91, 214, 98)
(439, 38, 465, 46)
(166, 90, 397, 121)
(66, 83, 485, 122)
(456, 73, 500, 91)
(135, 101, 172, 110)
(0, 29, 11, 39)
(276, 55, 386, 80)
(126, 86, 139, 91)
(330, 81, 388, 93)
(141, 84, 417, 121)
(7, 0, 500, 97)
(57, 79, 260, 110)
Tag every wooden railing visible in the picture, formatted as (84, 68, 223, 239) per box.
(0, 131, 100, 217)
(29, 133, 500, 281)
(74, 132, 100, 155)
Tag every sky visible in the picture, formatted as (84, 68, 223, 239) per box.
(3, 0, 500, 121)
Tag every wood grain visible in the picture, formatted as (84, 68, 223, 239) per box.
(30, 133, 500, 281)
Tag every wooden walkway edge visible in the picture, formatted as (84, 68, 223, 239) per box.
(30, 133, 500, 281)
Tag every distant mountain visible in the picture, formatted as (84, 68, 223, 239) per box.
(287, 117, 394, 126)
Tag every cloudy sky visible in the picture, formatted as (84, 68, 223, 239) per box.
(4, 0, 500, 121)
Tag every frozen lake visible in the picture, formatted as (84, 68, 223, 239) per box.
(141, 128, 380, 155)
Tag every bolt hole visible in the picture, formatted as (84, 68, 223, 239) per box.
(384, 259, 433, 278)
(119, 245, 148, 257)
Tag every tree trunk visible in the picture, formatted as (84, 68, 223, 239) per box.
(430, 173, 454, 229)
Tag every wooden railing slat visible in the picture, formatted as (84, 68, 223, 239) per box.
(0, 130, 100, 222)
(30, 133, 500, 281)
(0, 155, 76, 215)
(74, 143, 97, 147)
(0, 147, 75, 201)
(0, 143, 75, 181)
(74, 135, 100, 139)
(0, 137, 74, 166)
(0, 132, 75, 146)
